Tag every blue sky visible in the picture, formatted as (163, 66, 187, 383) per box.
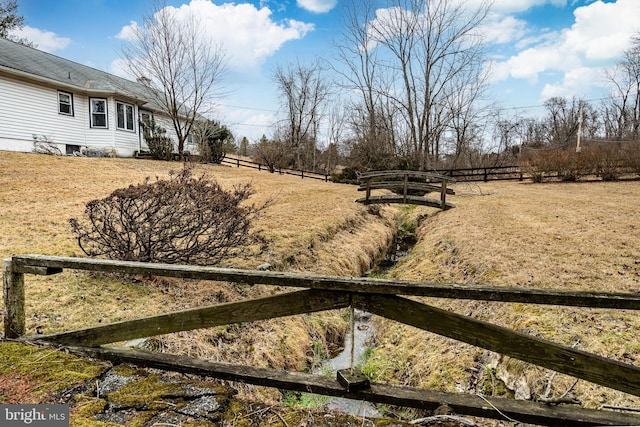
(11, 0, 640, 142)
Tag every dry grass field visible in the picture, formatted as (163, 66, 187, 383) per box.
(372, 179, 640, 413)
(0, 151, 396, 405)
(2, 150, 640, 422)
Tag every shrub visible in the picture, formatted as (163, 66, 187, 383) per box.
(146, 135, 174, 161)
(623, 141, 640, 175)
(69, 169, 268, 265)
(587, 143, 622, 181)
(519, 149, 552, 182)
(140, 117, 175, 161)
(330, 166, 362, 184)
(192, 119, 233, 164)
(553, 149, 591, 181)
(520, 147, 591, 182)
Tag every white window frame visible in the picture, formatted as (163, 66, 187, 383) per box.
(90, 98, 108, 128)
(116, 101, 135, 132)
(58, 91, 73, 116)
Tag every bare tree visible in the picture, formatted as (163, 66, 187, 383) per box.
(333, 0, 389, 166)
(252, 135, 293, 173)
(544, 97, 595, 147)
(602, 33, 640, 141)
(121, 1, 227, 159)
(334, 0, 491, 171)
(273, 60, 330, 170)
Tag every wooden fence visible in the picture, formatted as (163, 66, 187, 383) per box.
(437, 165, 525, 182)
(4, 254, 640, 426)
(220, 156, 331, 181)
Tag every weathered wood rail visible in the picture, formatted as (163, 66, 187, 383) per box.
(221, 155, 331, 181)
(355, 170, 456, 209)
(4, 254, 640, 426)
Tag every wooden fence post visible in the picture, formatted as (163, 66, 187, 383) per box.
(3, 259, 25, 338)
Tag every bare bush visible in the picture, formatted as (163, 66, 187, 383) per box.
(69, 169, 268, 265)
(552, 149, 591, 181)
(586, 143, 623, 181)
(252, 136, 293, 173)
(519, 148, 554, 182)
(520, 147, 592, 182)
(623, 141, 640, 175)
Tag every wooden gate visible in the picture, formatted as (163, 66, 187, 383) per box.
(4, 254, 640, 426)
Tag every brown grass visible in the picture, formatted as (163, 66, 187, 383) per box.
(3, 151, 640, 415)
(370, 179, 640, 411)
(0, 151, 395, 404)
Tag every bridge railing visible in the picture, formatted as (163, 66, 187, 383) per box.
(356, 170, 456, 209)
(4, 254, 640, 426)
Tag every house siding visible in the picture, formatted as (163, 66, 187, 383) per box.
(0, 74, 176, 157)
(0, 38, 202, 158)
(0, 74, 190, 157)
(0, 74, 86, 152)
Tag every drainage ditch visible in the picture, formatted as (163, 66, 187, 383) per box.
(317, 212, 420, 418)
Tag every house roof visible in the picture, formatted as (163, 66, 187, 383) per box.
(0, 37, 153, 106)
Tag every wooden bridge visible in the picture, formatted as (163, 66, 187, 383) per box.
(355, 170, 456, 209)
(4, 254, 640, 426)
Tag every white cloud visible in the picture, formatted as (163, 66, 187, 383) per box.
(466, 0, 567, 15)
(490, 0, 640, 92)
(109, 58, 135, 80)
(540, 66, 601, 99)
(9, 26, 71, 52)
(564, 0, 639, 62)
(296, 0, 337, 13)
(115, 0, 314, 72)
(480, 14, 527, 44)
(115, 20, 139, 42)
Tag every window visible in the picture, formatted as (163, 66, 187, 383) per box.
(65, 144, 81, 155)
(116, 101, 135, 131)
(90, 98, 107, 128)
(58, 91, 73, 115)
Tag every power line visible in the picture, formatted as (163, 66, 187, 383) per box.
(217, 103, 278, 113)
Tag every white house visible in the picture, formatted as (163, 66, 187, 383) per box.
(0, 38, 188, 157)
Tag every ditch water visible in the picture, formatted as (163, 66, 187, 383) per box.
(317, 225, 419, 418)
(315, 309, 381, 418)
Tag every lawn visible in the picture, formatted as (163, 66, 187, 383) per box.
(2, 151, 640, 419)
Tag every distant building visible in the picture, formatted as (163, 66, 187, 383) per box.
(0, 37, 190, 157)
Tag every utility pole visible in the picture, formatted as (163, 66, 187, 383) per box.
(576, 106, 583, 153)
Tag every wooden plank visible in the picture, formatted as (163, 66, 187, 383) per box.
(358, 170, 456, 182)
(11, 255, 640, 309)
(16, 266, 63, 275)
(58, 344, 640, 426)
(441, 180, 448, 209)
(31, 289, 350, 346)
(357, 181, 455, 194)
(353, 294, 640, 397)
(3, 259, 25, 338)
(355, 195, 456, 209)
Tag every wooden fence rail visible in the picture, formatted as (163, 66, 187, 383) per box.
(4, 254, 640, 426)
(220, 155, 330, 181)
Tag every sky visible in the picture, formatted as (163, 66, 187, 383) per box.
(10, 0, 640, 143)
